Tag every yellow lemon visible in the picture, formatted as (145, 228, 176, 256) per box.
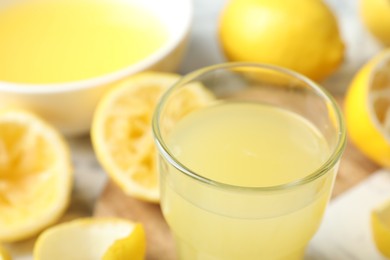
(34, 218, 145, 260)
(360, 0, 390, 46)
(345, 50, 390, 167)
(0, 109, 72, 242)
(371, 199, 390, 257)
(218, 0, 345, 81)
(0, 244, 10, 260)
(91, 72, 214, 202)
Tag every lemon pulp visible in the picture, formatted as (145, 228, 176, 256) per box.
(0, 0, 168, 84)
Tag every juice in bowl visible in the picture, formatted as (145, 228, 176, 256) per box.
(0, 0, 167, 84)
(0, 0, 192, 135)
(152, 63, 346, 259)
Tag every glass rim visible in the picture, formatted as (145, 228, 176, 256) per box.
(152, 62, 346, 192)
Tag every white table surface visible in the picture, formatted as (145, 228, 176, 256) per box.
(5, 0, 388, 259)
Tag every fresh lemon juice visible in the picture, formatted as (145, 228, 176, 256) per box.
(161, 102, 336, 259)
(0, 0, 168, 84)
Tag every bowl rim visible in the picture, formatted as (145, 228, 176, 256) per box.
(0, 0, 193, 94)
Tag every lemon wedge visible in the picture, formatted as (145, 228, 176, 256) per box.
(371, 199, 390, 257)
(91, 72, 214, 202)
(0, 109, 72, 242)
(345, 50, 390, 167)
(33, 218, 145, 260)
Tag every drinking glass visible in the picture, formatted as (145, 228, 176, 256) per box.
(152, 63, 346, 260)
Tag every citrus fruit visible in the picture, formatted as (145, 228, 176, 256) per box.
(34, 218, 145, 260)
(218, 0, 345, 81)
(360, 0, 390, 46)
(0, 109, 72, 242)
(345, 50, 390, 167)
(91, 72, 214, 202)
(0, 244, 10, 260)
(371, 199, 390, 257)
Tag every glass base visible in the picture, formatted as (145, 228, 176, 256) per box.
(174, 235, 306, 260)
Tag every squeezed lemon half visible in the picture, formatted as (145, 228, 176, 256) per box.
(34, 218, 145, 260)
(345, 50, 390, 167)
(0, 109, 72, 242)
(91, 72, 214, 202)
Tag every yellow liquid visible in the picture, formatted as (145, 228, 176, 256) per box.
(162, 102, 336, 260)
(0, 0, 168, 84)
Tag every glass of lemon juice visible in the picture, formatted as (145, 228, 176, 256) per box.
(152, 63, 346, 260)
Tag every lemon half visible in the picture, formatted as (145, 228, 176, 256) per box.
(34, 218, 145, 260)
(345, 50, 390, 167)
(91, 72, 214, 202)
(0, 109, 72, 242)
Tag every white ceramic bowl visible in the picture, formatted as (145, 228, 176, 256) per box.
(0, 0, 192, 136)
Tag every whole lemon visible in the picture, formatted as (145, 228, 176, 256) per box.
(360, 0, 390, 46)
(218, 0, 345, 81)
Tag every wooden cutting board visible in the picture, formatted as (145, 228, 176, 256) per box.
(93, 98, 379, 260)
